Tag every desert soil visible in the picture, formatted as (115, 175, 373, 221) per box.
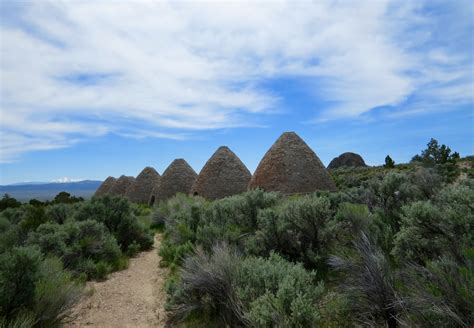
(67, 234, 168, 328)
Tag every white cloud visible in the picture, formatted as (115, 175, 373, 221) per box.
(0, 0, 471, 162)
(0, 131, 81, 163)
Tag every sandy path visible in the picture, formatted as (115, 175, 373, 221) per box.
(67, 234, 168, 328)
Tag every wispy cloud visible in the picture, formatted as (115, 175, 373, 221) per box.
(115, 130, 190, 141)
(0, 0, 472, 162)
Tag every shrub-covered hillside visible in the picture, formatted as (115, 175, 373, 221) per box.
(155, 143, 473, 327)
(0, 194, 154, 327)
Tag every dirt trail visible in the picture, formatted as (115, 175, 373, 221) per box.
(67, 234, 168, 328)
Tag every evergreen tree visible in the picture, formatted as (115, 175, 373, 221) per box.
(384, 155, 395, 168)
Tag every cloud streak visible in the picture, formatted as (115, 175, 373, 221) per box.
(1, 0, 472, 162)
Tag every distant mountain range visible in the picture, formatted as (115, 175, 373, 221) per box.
(0, 180, 102, 202)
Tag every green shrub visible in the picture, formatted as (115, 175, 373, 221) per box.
(126, 241, 141, 257)
(0, 312, 35, 328)
(0, 217, 20, 253)
(318, 292, 354, 328)
(393, 182, 474, 264)
(159, 240, 194, 268)
(329, 233, 401, 328)
(0, 207, 25, 225)
(330, 203, 371, 242)
(159, 190, 280, 263)
(110, 256, 129, 272)
(409, 168, 442, 198)
(0, 194, 21, 212)
(20, 196, 148, 281)
(94, 261, 112, 280)
(436, 179, 474, 216)
(222, 189, 280, 231)
(155, 173, 474, 327)
(329, 164, 414, 191)
(0, 247, 83, 326)
(162, 192, 372, 326)
(19, 205, 48, 233)
(75, 258, 98, 280)
(65, 220, 122, 277)
(32, 257, 83, 326)
(203, 189, 279, 231)
(268, 195, 333, 270)
(152, 195, 197, 231)
(26, 222, 68, 258)
(357, 171, 424, 234)
(114, 214, 153, 252)
(325, 201, 400, 258)
(0, 246, 42, 319)
(165, 202, 203, 246)
(168, 244, 324, 327)
(244, 207, 290, 257)
(27, 220, 122, 279)
(46, 204, 72, 224)
(167, 243, 245, 326)
(131, 203, 151, 216)
(74, 196, 153, 252)
(393, 201, 447, 263)
(239, 253, 324, 327)
(181, 190, 277, 252)
(155, 193, 206, 220)
(150, 209, 166, 230)
(400, 253, 474, 327)
(195, 221, 244, 253)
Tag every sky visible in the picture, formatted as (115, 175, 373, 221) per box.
(0, 0, 473, 185)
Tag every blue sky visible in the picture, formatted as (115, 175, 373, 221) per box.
(0, 0, 473, 184)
